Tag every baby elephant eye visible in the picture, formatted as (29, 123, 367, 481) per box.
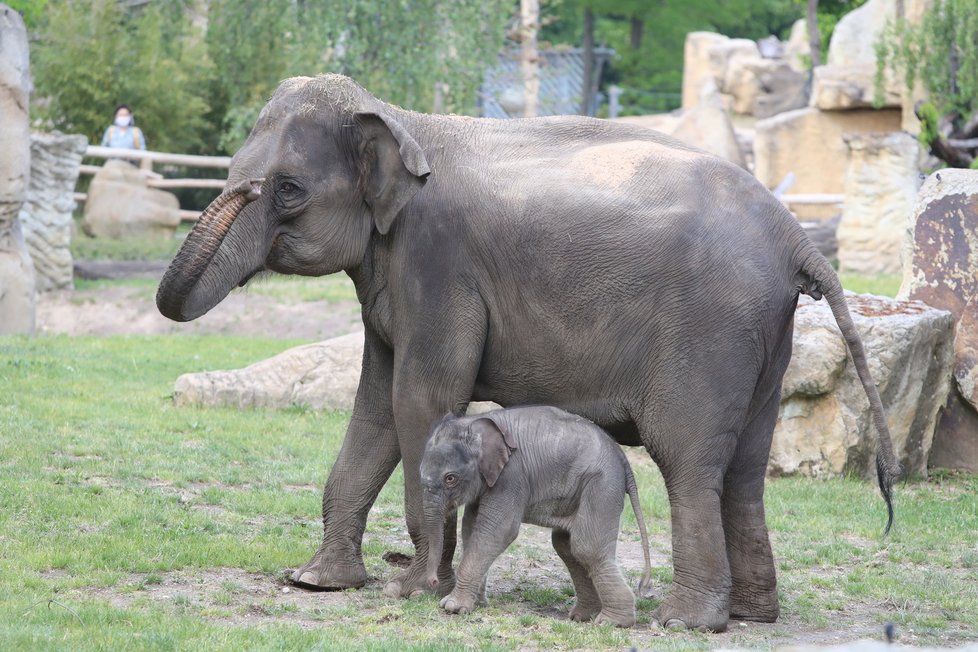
(444, 473, 458, 487)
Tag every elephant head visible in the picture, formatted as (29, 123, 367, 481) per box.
(420, 414, 517, 588)
(156, 74, 430, 322)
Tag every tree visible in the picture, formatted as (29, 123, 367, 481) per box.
(876, 0, 978, 167)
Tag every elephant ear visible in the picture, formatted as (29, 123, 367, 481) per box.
(473, 417, 517, 488)
(355, 110, 430, 235)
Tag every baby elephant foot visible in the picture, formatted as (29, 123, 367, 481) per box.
(568, 602, 602, 623)
(594, 609, 636, 628)
(384, 565, 455, 599)
(652, 599, 728, 633)
(440, 591, 477, 615)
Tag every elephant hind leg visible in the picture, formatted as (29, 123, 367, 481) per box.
(722, 383, 785, 621)
(552, 529, 601, 622)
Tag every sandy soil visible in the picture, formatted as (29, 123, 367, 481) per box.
(36, 281, 362, 340)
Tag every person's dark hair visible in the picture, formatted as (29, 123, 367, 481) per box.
(114, 104, 131, 114)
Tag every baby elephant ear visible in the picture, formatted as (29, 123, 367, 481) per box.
(473, 417, 517, 488)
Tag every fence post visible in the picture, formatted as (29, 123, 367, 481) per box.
(608, 85, 622, 119)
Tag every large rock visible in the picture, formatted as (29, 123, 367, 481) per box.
(682, 32, 729, 110)
(753, 61, 808, 119)
(814, 0, 900, 110)
(837, 132, 921, 275)
(899, 169, 978, 472)
(615, 81, 746, 169)
(19, 132, 88, 291)
(772, 293, 954, 479)
(82, 160, 181, 239)
(753, 107, 902, 218)
(784, 19, 810, 72)
(0, 4, 35, 335)
(173, 333, 365, 411)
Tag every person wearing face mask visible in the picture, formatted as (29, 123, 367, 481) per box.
(100, 104, 147, 151)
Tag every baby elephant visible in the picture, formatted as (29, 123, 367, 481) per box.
(421, 405, 653, 627)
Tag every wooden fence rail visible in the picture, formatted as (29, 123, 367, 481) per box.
(77, 146, 231, 222)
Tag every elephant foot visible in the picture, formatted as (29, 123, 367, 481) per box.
(290, 549, 367, 590)
(729, 586, 779, 623)
(652, 590, 728, 633)
(440, 590, 477, 615)
(384, 563, 455, 598)
(568, 601, 602, 623)
(594, 608, 636, 628)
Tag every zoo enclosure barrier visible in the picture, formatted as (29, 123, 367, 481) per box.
(76, 146, 231, 222)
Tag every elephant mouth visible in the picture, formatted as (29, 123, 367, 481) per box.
(238, 267, 265, 287)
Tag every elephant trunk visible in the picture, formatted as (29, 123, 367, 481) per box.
(424, 502, 446, 589)
(156, 179, 262, 322)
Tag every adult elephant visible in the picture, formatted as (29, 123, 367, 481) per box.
(156, 74, 899, 632)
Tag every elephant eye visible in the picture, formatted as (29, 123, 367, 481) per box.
(278, 180, 299, 195)
(444, 473, 458, 487)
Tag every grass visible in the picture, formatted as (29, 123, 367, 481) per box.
(2, 335, 977, 650)
(839, 273, 903, 298)
(70, 219, 190, 262)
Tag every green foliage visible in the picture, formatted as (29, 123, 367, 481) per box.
(29, 0, 510, 155)
(30, 0, 214, 154)
(875, 0, 978, 119)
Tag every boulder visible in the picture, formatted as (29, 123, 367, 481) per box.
(753, 61, 808, 119)
(811, 64, 901, 111)
(173, 332, 364, 411)
(837, 132, 921, 275)
(82, 159, 181, 239)
(784, 19, 810, 72)
(753, 107, 902, 218)
(812, 0, 905, 111)
(772, 293, 954, 479)
(0, 4, 35, 335)
(899, 169, 978, 472)
(19, 132, 88, 291)
(681, 32, 729, 110)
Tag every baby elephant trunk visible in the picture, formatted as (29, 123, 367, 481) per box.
(424, 504, 446, 589)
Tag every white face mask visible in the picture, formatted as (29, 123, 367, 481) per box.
(114, 115, 131, 127)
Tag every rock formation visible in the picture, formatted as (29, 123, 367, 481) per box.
(82, 160, 181, 239)
(0, 4, 35, 334)
(19, 132, 88, 291)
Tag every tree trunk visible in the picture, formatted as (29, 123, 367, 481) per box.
(630, 16, 643, 50)
(579, 6, 594, 115)
(520, 0, 539, 118)
(807, 0, 821, 68)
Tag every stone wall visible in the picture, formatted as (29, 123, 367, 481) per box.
(19, 132, 89, 291)
(0, 4, 35, 334)
(753, 107, 902, 218)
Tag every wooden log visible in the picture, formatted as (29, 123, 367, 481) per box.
(147, 178, 226, 190)
(85, 145, 231, 169)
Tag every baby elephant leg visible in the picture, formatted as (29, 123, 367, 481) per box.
(570, 493, 636, 627)
(552, 529, 601, 622)
(441, 506, 520, 615)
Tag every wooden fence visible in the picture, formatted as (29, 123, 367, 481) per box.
(76, 146, 230, 222)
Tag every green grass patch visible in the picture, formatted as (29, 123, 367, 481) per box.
(70, 220, 190, 262)
(839, 273, 903, 298)
(2, 335, 977, 649)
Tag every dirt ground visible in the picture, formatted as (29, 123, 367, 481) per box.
(36, 275, 361, 341)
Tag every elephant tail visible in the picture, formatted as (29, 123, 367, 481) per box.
(799, 248, 902, 535)
(622, 453, 654, 598)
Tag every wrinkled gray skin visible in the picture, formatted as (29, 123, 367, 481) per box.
(156, 74, 900, 632)
(420, 407, 654, 627)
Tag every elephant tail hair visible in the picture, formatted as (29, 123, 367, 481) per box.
(622, 454, 655, 597)
(801, 249, 902, 536)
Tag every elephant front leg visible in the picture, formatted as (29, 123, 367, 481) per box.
(441, 503, 521, 615)
(291, 413, 401, 589)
